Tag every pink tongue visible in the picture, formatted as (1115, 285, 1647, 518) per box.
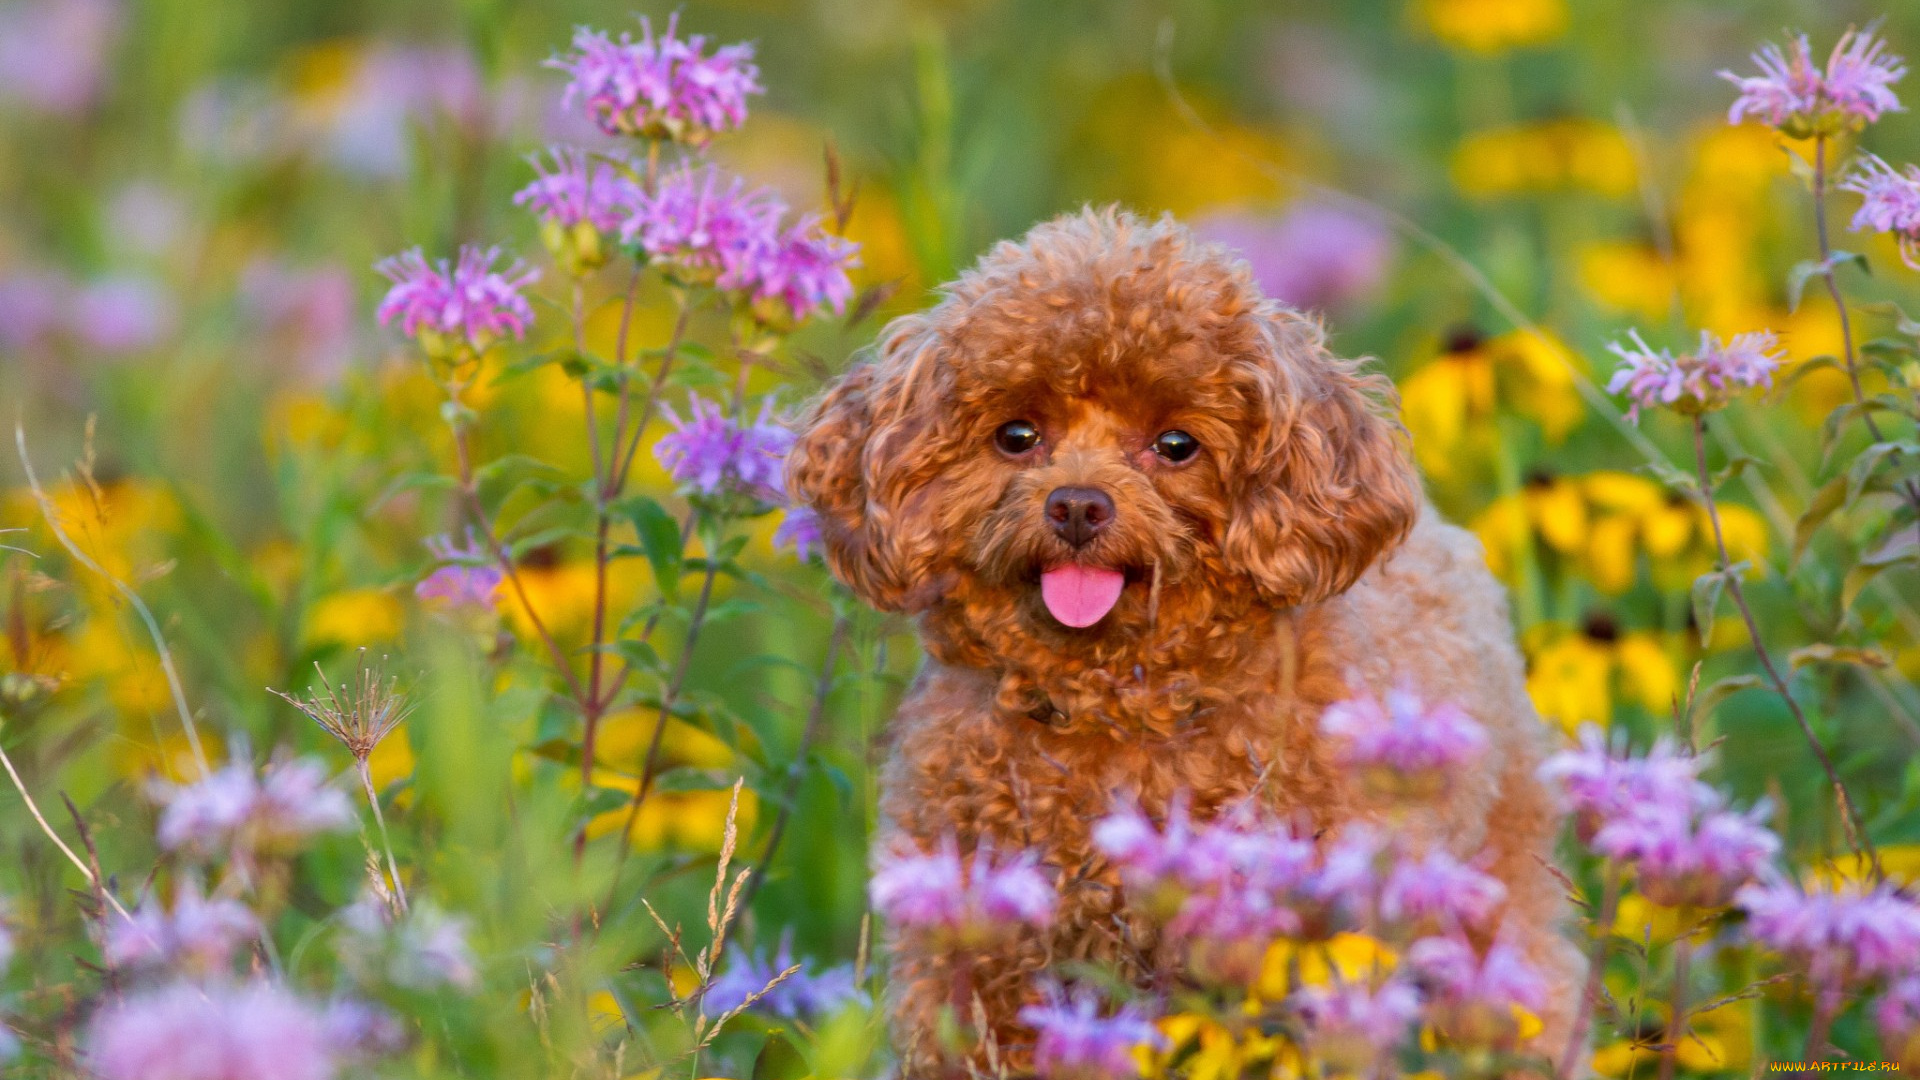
(1040, 565, 1127, 628)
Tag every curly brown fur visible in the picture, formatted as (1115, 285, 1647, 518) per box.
(788, 207, 1582, 1075)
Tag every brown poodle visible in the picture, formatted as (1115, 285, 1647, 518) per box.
(787, 207, 1581, 1073)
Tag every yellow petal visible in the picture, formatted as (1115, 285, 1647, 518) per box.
(1529, 481, 1590, 554)
(1616, 633, 1679, 715)
(1585, 514, 1641, 594)
(1641, 504, 1696, 558)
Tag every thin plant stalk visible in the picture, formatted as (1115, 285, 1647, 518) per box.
(1802, 986, 1841, 1075)
(1560, 865, 1623, 1080)
(0, 742, 132, 922)
(445, 409, 590, 709)
(15, 425, 208, 776)
(1691, 416, 1878, 879)
(739, 615, 849, 911)
(603, 554, 721, 913)
(355, 758, 409, 913)
(1656, 927, 1694, 1080)
(1809, 133, 1920, 546)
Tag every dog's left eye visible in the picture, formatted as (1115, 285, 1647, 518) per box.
(1153, 430, 1199, 462)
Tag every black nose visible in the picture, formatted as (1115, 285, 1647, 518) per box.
(1045, 486, 1115, 548)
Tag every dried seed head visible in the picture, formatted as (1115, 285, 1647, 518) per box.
(271, 650, 413, 762)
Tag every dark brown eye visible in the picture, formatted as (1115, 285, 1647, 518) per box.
(994, 420, 1041, 455)
(1153, 429, 1199, 462)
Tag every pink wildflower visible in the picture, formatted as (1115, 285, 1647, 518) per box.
(549, 15, 762, 144)
(1737, 879, 1920, 993)
(1841, 153, 1920, 270)
(374, 245, 537, 362)
(1605, 328, 1782, 422)
(1722, 27, 1905, 136)
(86, 981, 336, 1080)
(1019, 988, 1164, 1080)
(103, 882, 260, 976)
(1319, 683, 1488, 799)
(869, 837, 1055, 945)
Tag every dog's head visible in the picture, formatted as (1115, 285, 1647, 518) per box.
(788, 208, 1418, 655)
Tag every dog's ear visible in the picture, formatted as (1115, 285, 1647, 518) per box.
(1220, 312, 1421, 608)
(786, 323, 949, 613)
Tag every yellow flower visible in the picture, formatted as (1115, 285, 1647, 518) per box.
(303, 589, 404, 649)
(1525, 615, 1679, 733)
(1412, 0, 1566, 53)
(585, 786, 759, 853)
(502, 554, 650, 643)
(1805, 844, 1920, 889)
(1592, 995, 1753, 1075)
(1580, 242, 1678, 321)
(1256, 933, 1398, 1000)
(1401, 328, 1584, 481)
(1146, 1013, 1299, 1080)
(1452, 120, 1636, 199)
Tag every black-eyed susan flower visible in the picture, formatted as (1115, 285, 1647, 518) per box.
(1400, 328, 1584, 481)
(1524, 614, 1679, 733)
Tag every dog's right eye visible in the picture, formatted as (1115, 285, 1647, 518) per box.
(993, 420, 1042, 455)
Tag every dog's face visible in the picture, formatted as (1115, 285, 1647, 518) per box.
(788, 209, 1419, 662)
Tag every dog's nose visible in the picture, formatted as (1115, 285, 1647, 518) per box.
(1045, 486, 1115, 548)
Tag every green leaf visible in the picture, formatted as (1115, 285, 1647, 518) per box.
(1639, 459, 1700, 497)
(1690, 674, 1765, 721)
(1822, 397, 1905, 468)
(1842, 548, 1920, 612)
(1778, 355, 1841, 394)
(507, 525, 588, 558)
(1787, 259, 1825, 313)
(1691, 565, 1743, 644)
(615, 494, 684, 600)
(1789, 644, 1892, 670)
(1848, 440, 1920, 505)
(1712, 453, 1766, 489)
(1794, 473, 1849, 565)
(753, 1032, 809, 1080)
(611, 638, 663, 675)
(474, 453, 565, 512)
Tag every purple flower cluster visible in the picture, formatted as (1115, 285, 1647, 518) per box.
(339, 899, 479, 993)
(1841, 154, 1920, 270)
(151, 755, 353, 863)
(104, 883, 260, 976)
(1605, 327, 1782, 422)
(1406, 936, 1549, 1051)
(1191, 203, 1397, 313)
(374, 245, 538, 362)
(1879, 976, 1920, 1063)
(513, 148, 641, 273)
(623, 163, 858, 324)
(1737, 879, 1920, 995)
(654, 395, 794, 503)
(1543, 725, 1774, 907)
(1539, 726, 1710, 842)
(86, 981, 370, 1080)
(1376, 848, 1508, 935)
(869, 837, 1056, 946)
(1293, 977, 1422, 1073)
(773, 503, 823, 562)
(1722, 28, 1906, 136)
(550, 15, 762, 145)
(702, 936, 863, 1020)
(1591, 799, 1778, 909)
(417, 532, 503, 616)
(1018, 988, 1165, 1080)
(514, 147, 636, 233)
(1319, 683, 1488, 800)
(0, 268, 177, 356)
